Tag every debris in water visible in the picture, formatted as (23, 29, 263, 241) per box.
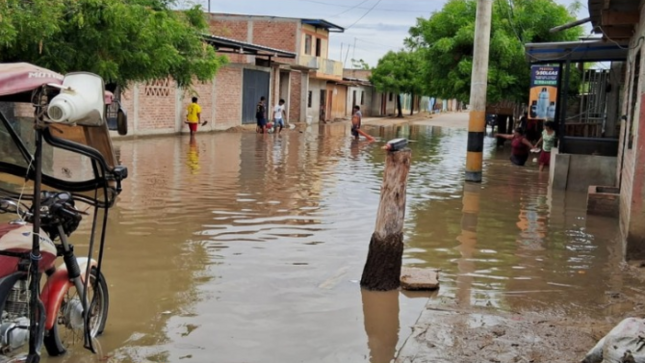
(319, 267, 349, 290)
(400, 267, 439, 291)
(583, 318, 645, 363)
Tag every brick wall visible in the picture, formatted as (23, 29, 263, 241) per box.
(214, 66, 243, 129)
(620, 4, 645, 259)
(137, 78, 177, 133)
(209, 15, 299, 65)
(209, 18, 249, 64)
(252, 20, 297, 64)
(182, 80, 214, 126)
(117, 65, 246, 136)
(290, 70, 302, 122)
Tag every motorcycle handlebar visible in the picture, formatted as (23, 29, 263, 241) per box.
(49, 202, 82, 223)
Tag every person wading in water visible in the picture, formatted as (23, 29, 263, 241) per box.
(495, 127, 535, 166)
(534, 121, 556, 172)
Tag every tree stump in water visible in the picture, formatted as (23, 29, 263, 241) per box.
(360, 146, 411, 291)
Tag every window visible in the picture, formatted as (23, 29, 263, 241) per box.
(389, 93, 393, 102)
(361, 91, 365, 105)
(305, 35, 312, 55)
(629, 51, 641, 149)
(315, 38, 322, 57)
(308, 91, 313, 108)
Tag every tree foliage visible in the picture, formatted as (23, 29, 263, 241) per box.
(371, 51, 425, 95)
(406, 0, 583, 104)
(350, 58, 370, 70)
(370, 50, 425, 117)
(0, 0, 227, 88)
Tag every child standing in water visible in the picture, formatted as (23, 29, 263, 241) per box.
(535, 121, 556, 172)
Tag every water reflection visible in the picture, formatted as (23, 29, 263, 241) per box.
(362, 290, 399, 363)
(25, 122, 639, 363)
(456, 183, 481, 308)
(186, 135, 200, 174)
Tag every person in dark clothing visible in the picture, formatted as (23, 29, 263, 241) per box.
(495, 127, 535, 166)
(256, 96, 267, 134)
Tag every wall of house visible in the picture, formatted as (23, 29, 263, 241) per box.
(208, 14, 306, 123)
(208, 14, 299, 65)
(300, 24, 329, 59)
(288, 71, 306, 122)
(618, 4, 645, 259)
(117, 64, 263, 136)
(307, 79, 327, 122)
(345, 86, 376, 117)
(327, 84, 347, 120)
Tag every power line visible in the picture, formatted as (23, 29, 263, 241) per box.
(332, 0, 370, 17)
(344, 0, 383, 30)
(300, 0, 427, 14)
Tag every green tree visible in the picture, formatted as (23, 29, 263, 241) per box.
(350, 58, 370, 70)
(406, 0, 583, 104)
(370, 50, 424, 117)
(0, 0, 227, 88)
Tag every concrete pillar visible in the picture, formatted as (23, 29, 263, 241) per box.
(605, 62, 624, 138)
(301, 72, 309, 123)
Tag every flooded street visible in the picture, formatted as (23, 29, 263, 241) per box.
(40, 121, 642, 363)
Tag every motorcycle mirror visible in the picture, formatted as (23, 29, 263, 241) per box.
(116, 107, 128, 136)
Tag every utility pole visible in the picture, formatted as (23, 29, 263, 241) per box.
(353, 37, 357, 63)
(465, 0, 493, 183)
(340, 43, 344, 61)
(207, 0, 210, 13)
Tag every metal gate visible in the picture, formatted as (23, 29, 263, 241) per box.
(242, 69, 270, 124)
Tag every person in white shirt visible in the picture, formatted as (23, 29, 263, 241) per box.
(273, 99, 286, 133)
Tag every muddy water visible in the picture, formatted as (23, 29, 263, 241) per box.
(37, 123, 636, 363)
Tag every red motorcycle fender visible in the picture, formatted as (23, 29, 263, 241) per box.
(41, 257, 98, 330)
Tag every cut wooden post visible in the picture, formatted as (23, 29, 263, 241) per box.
(360, 140, 411, 291)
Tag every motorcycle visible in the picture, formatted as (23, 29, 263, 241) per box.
(0, 63, 127, 362)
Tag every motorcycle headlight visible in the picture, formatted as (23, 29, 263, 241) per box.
(47, 72, 105, 126)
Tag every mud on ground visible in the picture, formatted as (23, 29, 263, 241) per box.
(395, 306, 614, 363)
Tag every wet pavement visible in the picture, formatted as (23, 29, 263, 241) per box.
(33, 120, 643, 363)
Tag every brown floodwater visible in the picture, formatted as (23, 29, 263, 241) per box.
(26, 123, 638, 363)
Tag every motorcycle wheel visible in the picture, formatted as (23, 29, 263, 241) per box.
(43, 267, 109, 356)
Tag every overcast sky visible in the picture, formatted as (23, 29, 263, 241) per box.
(194, 0, 588, 67)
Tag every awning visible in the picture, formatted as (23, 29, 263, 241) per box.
(301, 19, 344, 33)
(202, 35, 297, 59)
(340, 77, 372, 87)
(271, 61, 317, 72)
(525, 40, 628, 63)
(588, 0, 640, 40)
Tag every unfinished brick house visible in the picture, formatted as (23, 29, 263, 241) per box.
(208, 14, 347, 124)
(114, 14, 347, 136)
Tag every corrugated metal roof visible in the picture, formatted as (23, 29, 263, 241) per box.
(202, 34, 297, 59)
(301, 19, 345, 32)
(525, 39, 628, 63)
(587, 0, 640, 34)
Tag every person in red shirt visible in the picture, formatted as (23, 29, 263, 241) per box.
(495, 128, 535, 166)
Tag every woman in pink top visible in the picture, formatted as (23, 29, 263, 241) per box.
(495, 128, 535, 166)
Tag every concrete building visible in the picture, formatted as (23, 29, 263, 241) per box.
(525, 0, 645, 259)
(115, 14, 347, 136)
(116, 36, 297, 135)
(208, 14, 346, 124)
(588, 0, 645, 259)
(341, 69, 388, 117)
